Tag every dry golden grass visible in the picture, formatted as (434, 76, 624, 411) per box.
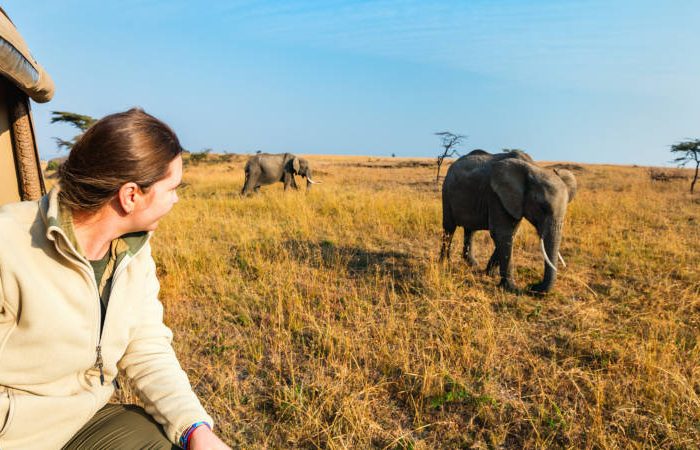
(89, 154, 698, 448)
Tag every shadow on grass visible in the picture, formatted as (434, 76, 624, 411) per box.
(234, 239, 427, 295)
(292, 240, 425, 291)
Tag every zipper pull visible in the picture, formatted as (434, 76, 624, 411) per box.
(95, 345, 105, 385)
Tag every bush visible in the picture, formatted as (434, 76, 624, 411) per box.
(187, 149, 211, 166)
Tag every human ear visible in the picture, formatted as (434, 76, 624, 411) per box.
(117, 182, 140, 214)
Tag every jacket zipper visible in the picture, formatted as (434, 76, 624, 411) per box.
(90, 253, 131, 385)
(91, 244, 146, 384)
(95, 345, 105, 385)
(50, 232, 148, 386)
(83, 258, 106, 385)
(51, 242, 105, 384)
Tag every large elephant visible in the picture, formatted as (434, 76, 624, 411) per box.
(241, 152, 320, 195)
(440, 150, 577, 293)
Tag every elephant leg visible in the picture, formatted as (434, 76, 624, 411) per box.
(488, 220, 516, 275)
(490, 230, 517, 292)
(490, 221, 521, 275)
(485, 248, 499, 275)
(241, 172, 257, 196)
(462, 229, 478, 266)
(283, 173, 299, 191)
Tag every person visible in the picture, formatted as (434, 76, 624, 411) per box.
(0, 108, 230, 449)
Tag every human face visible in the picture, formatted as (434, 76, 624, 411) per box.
(130, 155, 183, 232)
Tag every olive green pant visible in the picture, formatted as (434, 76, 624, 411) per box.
(62, 404, 178, 449)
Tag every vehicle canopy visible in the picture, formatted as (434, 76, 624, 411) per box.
(0, 7, 54, 205)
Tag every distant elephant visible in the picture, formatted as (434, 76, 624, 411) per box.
(440, 149, 577, 293)
(241, 153, 320, 195)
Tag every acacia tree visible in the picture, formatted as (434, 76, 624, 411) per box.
(434, 131, 465, 186)
(670, 139, 700, 193)
(50, 111, 97, 151)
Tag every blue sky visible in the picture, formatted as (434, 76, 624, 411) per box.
(5, 1, 699, 165)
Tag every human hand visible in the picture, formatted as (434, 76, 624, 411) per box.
(188, 425, 231, 450)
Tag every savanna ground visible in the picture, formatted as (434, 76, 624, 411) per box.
(54, 154, 700, 448)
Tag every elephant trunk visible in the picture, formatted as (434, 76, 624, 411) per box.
(535, 220, 563, 293)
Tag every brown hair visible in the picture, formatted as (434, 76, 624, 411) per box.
(58, 108, 183, 212)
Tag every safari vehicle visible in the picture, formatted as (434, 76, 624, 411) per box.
(0, 7, 53, 206)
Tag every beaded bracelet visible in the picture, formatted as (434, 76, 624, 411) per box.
(179, 421, 212, 449)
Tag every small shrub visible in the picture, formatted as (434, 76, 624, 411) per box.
(188, 149, 211, 166)
(648, 168, 686, 182)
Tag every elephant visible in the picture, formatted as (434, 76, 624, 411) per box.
(440, 149, 577, 293)
(241, 152, 320, 195)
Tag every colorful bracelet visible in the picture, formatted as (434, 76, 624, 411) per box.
(179, 421, 212, 449)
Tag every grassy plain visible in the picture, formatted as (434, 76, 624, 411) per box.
(108, 154, 698, 448)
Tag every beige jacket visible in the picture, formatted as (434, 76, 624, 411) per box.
(0, 188, 213, 449)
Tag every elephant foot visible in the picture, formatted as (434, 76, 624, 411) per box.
(527, 282, 551, 295)
(497, 279, 518, 293)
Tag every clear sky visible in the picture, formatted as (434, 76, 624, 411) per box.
(4, 1, 699, 166)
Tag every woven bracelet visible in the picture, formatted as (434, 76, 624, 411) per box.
(179, 421, 212, 449)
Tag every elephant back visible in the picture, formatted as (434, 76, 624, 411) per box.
(443, 149, 536, 200)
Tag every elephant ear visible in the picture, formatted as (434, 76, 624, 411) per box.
(292, 157, 301, 174)
(490, 159, 529, 220)
(554, 168, 577, 203)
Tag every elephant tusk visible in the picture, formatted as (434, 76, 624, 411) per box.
(540, 239, 558, 272)
(307, 177, 322, 184)
(558, 252, 567, 268)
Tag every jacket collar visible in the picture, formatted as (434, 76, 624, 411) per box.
(40, 186, 151, 261)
